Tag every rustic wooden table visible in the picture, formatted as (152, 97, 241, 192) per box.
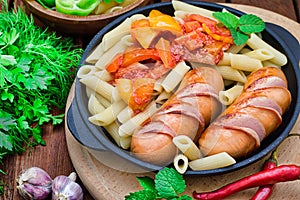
(1, 0, 299, 200)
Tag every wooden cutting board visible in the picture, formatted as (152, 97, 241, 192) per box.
(65, 4, 300, 200)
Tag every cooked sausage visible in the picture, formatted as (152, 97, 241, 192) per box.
(199, 67, 291, 159)
(131, 67, 224, 165)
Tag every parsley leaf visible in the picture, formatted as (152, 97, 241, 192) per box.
(213, 11, 265, 45)
(0, 1, 83, 193)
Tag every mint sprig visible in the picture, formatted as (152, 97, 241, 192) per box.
(125, 167, 192, 200)
(213, 12, 265, 46)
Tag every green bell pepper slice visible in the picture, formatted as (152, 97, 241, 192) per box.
(55, 0, 101, 16)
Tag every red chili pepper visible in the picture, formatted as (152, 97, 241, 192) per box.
(250, 134, 300, 200)
(193, 165, 300, 200)
(250, 149, 278, 200)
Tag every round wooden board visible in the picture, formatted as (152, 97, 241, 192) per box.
(65, 4, 300, 200)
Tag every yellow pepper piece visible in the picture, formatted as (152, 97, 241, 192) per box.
(149, 10, 183, 34)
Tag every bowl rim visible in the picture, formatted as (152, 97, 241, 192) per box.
(71, 0, 300, 175)
(22, 0, 148, 22)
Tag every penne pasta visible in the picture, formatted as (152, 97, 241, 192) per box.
(238, 47, 252, 54)
(101, 18, 132, 52)
(95, 38, 129, 69)
(117, 106, 134, 124)
(77, 65, 97, 79)
(161, 61, 190, 93)
(93, 69, 113, 82)
(247, 33, 287, 66)
(217, 52, 230, 66)
(89, 100, 127, 126)
(119, 136, 132, 149)
(119, 101, 158, 137)
(88, 93, 106, 115)
(101, 14, 146, 51)
(216, 66, 247, 83)
(262, 60, 281, 68)
(243, 48, 274, 61)
(219, 84, 244, 105)
(227, 44, 246, 54)
(94, 93, 111, 108)
(104, 121, 121, 147)
(173, 135, 202, 160)
(85, 42, 105, 64)
(229, 53, 263, 72)
(155, 90, 172, 105)
(153, 79, 164, 95)
(80, 75, 114, 101)
(173, 154, 189, 174)
(189, 152, 236, 170)
(172, 0, 216, 21)
(120, 34, 134, 46)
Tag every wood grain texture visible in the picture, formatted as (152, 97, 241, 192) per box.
(230, 0, 298, 22)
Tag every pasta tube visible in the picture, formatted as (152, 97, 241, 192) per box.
(89, 100, 127, 126)
(189, 152, 236, 170)
(174, 154, 189, 174)
(173, 135, 202, 160)
(247, 33, 287, 66)
(219, 84, 244, 105)
(161, 61, 190, 93)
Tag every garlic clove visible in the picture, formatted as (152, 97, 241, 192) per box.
(16, 167, 52, 200)
(52, 172, 83, 200)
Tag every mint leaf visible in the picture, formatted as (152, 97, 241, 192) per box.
(125, 189, 157, 200)
(213, 12, 239, 29)
(155, 167, 186, 199)
(230, 28, 249, 46)
(213, 12, 265, 46)
(137, 176, 155, 191)
(239, 14, 265, 34)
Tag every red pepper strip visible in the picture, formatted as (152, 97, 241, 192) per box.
(122, 48, 160, 68)
(250, 149, 278, 200)
(193, 165, 300, 200)
(106, 53, 123, 73)
(188, 14, 217, 26)
(184, 20, 202, 33)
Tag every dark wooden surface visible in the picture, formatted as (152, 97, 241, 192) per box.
(0, 0, 299, 200)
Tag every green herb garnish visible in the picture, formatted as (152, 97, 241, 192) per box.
(125, 167, 192, 200)
(0, 0, 83, 193)
(213, 12, 265, 46)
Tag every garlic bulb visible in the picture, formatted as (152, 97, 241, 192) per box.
(52, 172, 83, 200)
(16, 167, 52, 200)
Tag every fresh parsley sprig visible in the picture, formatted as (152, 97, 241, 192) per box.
(0, 1, 83, 193)
(213, 12, 265, 46)
(125, 167, 192, 200)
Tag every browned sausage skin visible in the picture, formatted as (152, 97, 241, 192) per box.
(131, 67, 224, 165)
(199, 67, 291, 159)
